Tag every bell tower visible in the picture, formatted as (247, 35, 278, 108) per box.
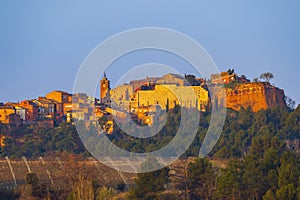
(100, 72, 110, 103)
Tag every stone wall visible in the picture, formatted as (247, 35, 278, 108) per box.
(136, 84, 209, 111)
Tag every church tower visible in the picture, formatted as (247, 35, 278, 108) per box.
(100, 72, 110, 104)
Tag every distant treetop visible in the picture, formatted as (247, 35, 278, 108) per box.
(227, 68, 235, 75)
(259, 72, 274, 82)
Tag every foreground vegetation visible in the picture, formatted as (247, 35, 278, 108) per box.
(0, 105, 300, 199)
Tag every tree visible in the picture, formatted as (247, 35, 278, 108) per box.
(278, 152, 298, 188)
(128, 158, 170, 200)
(215, 159, 244, 199)
(263, 189, 276, 200)
(243, 156, 269, 199)
(187, 158, 215, 199)
(25, 172, 47, 198)
(184, 74, 199, 86)
(259, 72, 274, 82)
(56, 153, 97, 200)
(276, 184, 297, 200)
(96, 186, 115, 200)
(253, 77, 259, 82)
(0, 190, 19, 200)
(227, 68, 235, 75)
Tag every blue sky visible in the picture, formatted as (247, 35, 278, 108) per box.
(1, 1, 299, 103)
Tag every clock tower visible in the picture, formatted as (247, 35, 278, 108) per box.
(100, 72, 110, 104)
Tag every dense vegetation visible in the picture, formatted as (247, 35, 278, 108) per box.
(0, 122, 88, 158)
(1, 105, 300, 199)
(125, 106, 300, 199)
(2, 105, 300, 159)
(106, 105, 300, 159)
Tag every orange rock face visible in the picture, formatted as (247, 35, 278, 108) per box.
(224, 82, 287, 112)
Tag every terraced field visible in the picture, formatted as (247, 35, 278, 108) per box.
(0, 157, 136, 190)
(0, 157, 227, 191)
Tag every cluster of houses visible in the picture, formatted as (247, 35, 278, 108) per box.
(0, 91, 98, 129)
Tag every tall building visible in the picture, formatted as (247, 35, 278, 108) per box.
(100, 73, 111, 104)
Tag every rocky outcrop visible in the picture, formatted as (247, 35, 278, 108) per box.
(225, 82, 287, 112)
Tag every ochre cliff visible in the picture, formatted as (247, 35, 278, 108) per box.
(224, 82, 287, 112)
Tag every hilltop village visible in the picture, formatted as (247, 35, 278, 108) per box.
(101, 71, 287, 127)
(0, 70, 287, 134)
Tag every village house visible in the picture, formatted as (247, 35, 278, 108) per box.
(18, 100, 38, 122)
(0, 106, 16, 124)
(211, 71, 250, 85)
(0, 106, 21, 128)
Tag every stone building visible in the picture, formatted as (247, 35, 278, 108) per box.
(0, 106, 21, 128)
(18, 100, 38, 122)
(133, 84, 210, 112)
(211, 71, 250, 85)
(32, 97, 56, 118)
(129, 76, 159, 91)
(110, 84, 134, 110)
(0, 106, 16, 124)
(156, 73, 185, 86)
(46, 90, 72, 104)
(211, 72, 238, 84)
(15, 106, 26, 121)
